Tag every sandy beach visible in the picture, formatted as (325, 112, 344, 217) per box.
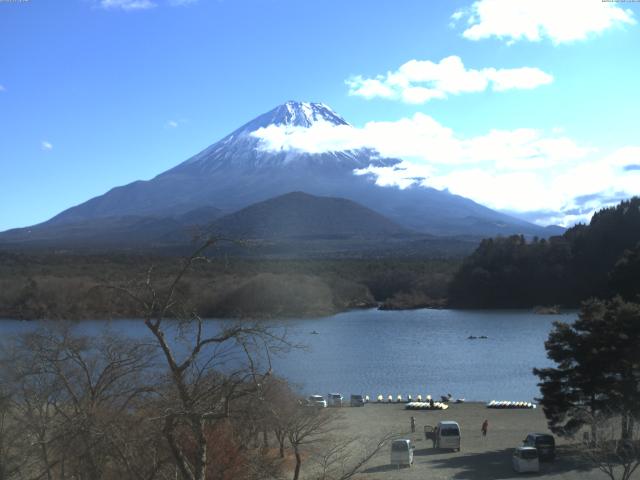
(307, 402, 618, 480)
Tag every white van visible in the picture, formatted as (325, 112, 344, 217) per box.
(307, 395, 327, 408)
(390, 439, 414, 467)
(435, 421, 461, 451)
(512, 446, 540, 473)
(327, 393, 343, 407)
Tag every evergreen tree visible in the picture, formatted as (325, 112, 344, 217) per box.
(534, 298, 640, 439)
(449, 197, 640, 308)
(610, 243, 640, 302)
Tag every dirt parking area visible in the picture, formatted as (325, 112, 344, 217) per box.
(315, 402, 617, 480)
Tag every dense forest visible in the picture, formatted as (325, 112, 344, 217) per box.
(448, 197, 640, 308)
(4, 197, 639, 319)
(0, 253, 458, 320)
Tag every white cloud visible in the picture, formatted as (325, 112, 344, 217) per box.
(451, 10, 464, 22)
(97, 0, 197, 10)
(167, 0, 198, 5)
(346, 56, 553, 104)
(165, 118, 188, 129)
(99, 0, 156, 11)
(454, 0, 635, 45)
(252, 114, 587, 168)
(251, 116, 640, 226)
(41, 141, 53, 151)
(484, 67, 555, 91)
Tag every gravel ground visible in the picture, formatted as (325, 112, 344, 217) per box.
(307, 402, 620, 480)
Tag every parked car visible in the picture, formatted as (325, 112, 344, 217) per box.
(350, 394, 365, 407)
(523, 433, 555, 461)
(512, 446, 540, 473)
(390, 439, 414, 467)
(307, 395, 327, 408)
(327, 393, 343, 407)
(435, 421, 461, 451)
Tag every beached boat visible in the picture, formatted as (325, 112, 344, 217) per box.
(405, 401, 449, 410)
(487, 400, 535, 409)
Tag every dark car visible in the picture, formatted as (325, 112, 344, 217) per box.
(523, 433, 555, 461)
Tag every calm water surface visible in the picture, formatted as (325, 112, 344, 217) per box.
(0, 309, 576, 402)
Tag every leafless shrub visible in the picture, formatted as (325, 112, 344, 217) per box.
(580, 412, 640, 480)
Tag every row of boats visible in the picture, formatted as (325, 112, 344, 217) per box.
(374, 394, 461, 403)
(360, 396, 535, 408)
(487, 400, 536, 409)
(405, 401, 449, 410)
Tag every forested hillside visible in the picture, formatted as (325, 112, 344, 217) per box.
(0, 253, 458, 320)
(448, 197, 640, 308)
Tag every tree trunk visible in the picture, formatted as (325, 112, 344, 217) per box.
(293, 446, 302, 480)
(262, 429, 269, 449)
(193, 418, 207, 480)
(621, 412, 630, 441)
(164, 420, 195, 480)
(40, 441, 53, 480)
(275, 430, 285, 458)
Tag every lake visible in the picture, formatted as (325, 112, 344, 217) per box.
(0, 308, 576, 402)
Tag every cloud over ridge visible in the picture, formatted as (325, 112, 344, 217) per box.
(346, 56, 553, 104)
(251, 116, 640, 226)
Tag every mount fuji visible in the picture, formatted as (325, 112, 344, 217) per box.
(1, 101, 561, 251)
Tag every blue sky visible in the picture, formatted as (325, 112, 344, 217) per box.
(1, 0, 639, 230)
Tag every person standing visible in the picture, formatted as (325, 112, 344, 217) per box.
(410, 416, 416, 433)
(481, 419, 489, 437)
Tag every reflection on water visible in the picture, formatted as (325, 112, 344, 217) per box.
(0, 308, 576, 402)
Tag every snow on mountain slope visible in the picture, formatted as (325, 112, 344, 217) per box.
(177, 101, 361, 172)
(3, 101, 556, 239)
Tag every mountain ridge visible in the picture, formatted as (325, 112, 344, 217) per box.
(208, 191, 411, 240)
(1, 101, 563, 249)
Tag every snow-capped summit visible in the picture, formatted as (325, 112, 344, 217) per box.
(238, 101, 349, 132)
(274, 101, 349, 127)
(23, 101, 554, 240)
(180, 101, 357, 169)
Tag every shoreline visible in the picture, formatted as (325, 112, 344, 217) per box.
(0, 304, 579, 322)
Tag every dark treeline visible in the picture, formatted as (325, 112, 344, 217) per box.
(449, 197, 640, 308)
(0, 253, 459, 320)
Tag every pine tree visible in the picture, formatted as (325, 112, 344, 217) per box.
(534, 298, 640, 439)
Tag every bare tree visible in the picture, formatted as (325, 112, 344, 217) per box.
(0, 389, 26, 480)
(0, 239, 295, 480)
(106, 239, 290, 480)
(257, 378, 392, 480)
(581, 412, 640, 480)
(6, 359, 61, 480)
(2, 325, 165, 480)
(309, 432, 396, 480)
(259, 377, 299, 458)
(285, 406, 336, 480)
